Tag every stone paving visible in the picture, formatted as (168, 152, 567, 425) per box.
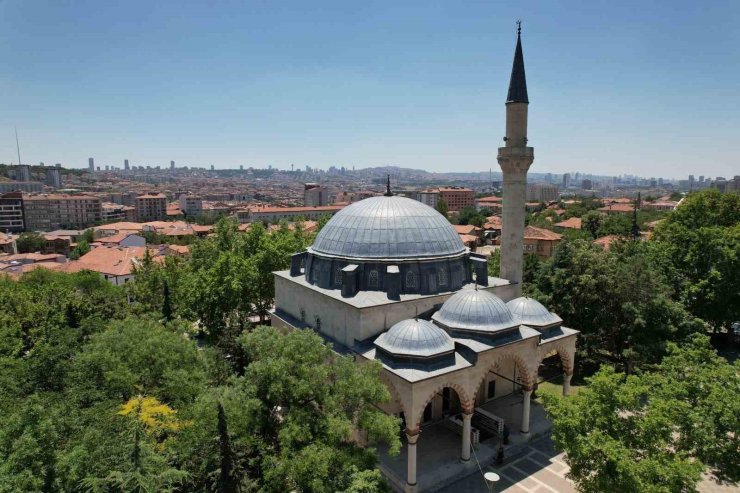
(437, 435, 740, 493)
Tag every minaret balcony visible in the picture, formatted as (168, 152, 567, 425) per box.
(497, 147, 534, 158)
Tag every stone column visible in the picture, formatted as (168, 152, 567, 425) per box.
(406, 429, 419, 489)
(461, 412, 473, 461)
(563, 372, 573, 397)
(521, 388, 532, 434)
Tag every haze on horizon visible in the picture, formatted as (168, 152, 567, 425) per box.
(1, 0, 738, 179)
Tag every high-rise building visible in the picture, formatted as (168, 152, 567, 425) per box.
(13, 165, 32, 182)
(526, 183, 559, 202)
(562, 173, 571, 189)
(0, 192, 25, 233)
(88, 157, 95, 172)
(304, 183, 328, 207)
(46, 169, 63, 189)
(170, 160, 175, 170)
(124, 159, 130, 171)
(497, 23, 533, 297)
(582, 179, 593, 190)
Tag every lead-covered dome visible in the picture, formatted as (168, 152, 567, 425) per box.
(432, 289, 519, 333)
(310, 196, 465, 260)
(506, 297, 562, 328)
(374, 319, 454, 358)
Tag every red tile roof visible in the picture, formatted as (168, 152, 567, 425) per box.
(523, 226, 563, 241)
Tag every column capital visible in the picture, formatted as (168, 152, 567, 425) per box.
(405, 428, 420, 444)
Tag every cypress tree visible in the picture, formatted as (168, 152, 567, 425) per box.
(162, 280, 173, 321)
(217, 401, 237, 493)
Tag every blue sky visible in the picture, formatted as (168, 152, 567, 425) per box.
(1, 0, 738, 178)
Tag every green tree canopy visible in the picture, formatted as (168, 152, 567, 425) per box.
(544, 334, 739, 492)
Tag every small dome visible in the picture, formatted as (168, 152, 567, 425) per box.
(310, 196, 465, 260)
(506, 297, 562, 328)
(433, 289, 519, 333)
(374, 319, 454, 357)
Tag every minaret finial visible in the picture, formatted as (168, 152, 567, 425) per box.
(384, 174, 393, 196)
(517, 20, 522, 36)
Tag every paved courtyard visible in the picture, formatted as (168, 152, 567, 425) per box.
(438, 435, 740, 493)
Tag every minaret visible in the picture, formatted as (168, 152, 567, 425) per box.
(497, 22, 534, 296)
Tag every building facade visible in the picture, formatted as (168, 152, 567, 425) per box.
(304, 183, 329, 207)
(178, 194, 204, 216)
(134, 194, 167, 222)
(438, 187, 474, 211)
(0, 192, 25, 233)
(23, 194, 102, 232)
(526, 183, 559, 203)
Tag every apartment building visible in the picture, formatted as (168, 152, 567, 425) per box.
(0, 182, 43, 193)
(438, 187, 474, 211)
(235, 205, 344, 223)
(178, 194, 203, 216)
(134, 193, 167, 222)
(0, 192, 25, 233)
(23, 194, 102, 232)
(102, 203, 136, 223)
(304, 183, 328, 207)
(526, 183, 559, 203)
(417, 189, 440, 208)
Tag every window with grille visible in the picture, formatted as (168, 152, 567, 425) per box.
(406, 271, 417, 289)
(438, 268, 448, 286)
(368, 269, 379, 288)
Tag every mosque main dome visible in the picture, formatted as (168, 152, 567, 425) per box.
(310, 196, 465, 260)
(298, 194, 478, 298)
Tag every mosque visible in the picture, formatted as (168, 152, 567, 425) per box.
(272, 25, 578, 492)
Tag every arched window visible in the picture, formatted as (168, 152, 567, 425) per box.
(438, 268, 448, 286)
(335, 267, 343, 287)
(406, 271, 417, 289)
(368, 269, 379, 288)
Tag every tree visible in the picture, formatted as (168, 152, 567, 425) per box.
(456, 206, 486, 227)
(581, 210, 603, 239)
(16, 232, 46, 253)
(534, 240, 703, 372)
(544, 334, 739, 492)
(234, 326, 400, 492)
(651, 190, 740, 331)
(435, 199, 449, 217)
(81, 397, 187, 493)
(487, 249, 501, 277)
(162, 280, 173, 321)
(216, 402, 238, 493)
(69, 239, 90, 260)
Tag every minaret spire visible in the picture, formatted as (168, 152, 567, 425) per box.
(507, 21, 529, 104)
(384, 174, 393, 196)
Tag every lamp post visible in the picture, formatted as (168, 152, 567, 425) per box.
(484, 471, 500, 492)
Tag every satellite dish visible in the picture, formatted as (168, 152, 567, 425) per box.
(484, 472, 500, 483)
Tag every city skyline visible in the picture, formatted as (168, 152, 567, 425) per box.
(1, 1, 738, 177)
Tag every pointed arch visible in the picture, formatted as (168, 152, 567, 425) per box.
(538, 344, 575, 375)
(471, 352, 535, 404)
(412, 382, 472, 430)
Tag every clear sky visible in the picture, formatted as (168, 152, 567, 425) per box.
(1, 0, 738, 178)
